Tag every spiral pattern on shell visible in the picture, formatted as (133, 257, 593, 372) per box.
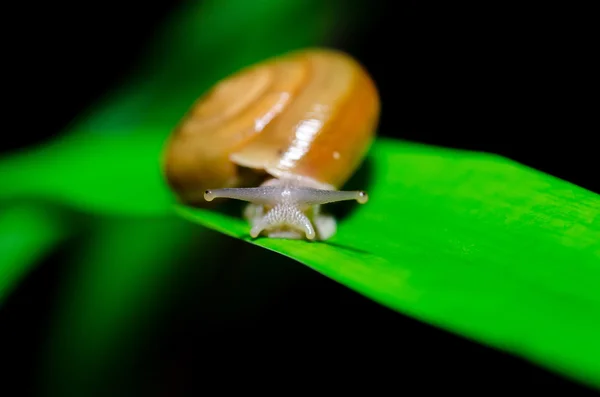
(163, 48, 380, 206)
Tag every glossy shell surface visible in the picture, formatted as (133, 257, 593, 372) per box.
(163, 48, 380, 205)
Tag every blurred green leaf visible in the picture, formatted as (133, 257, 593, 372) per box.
(0, 86, 181, 216)
(177, 138, 600, 389)
(0, 133, 175, 217)
(40, 213, 208, 397)
(0, 204, 67, 304)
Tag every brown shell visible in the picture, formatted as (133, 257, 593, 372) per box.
(162, 48, 380, 206)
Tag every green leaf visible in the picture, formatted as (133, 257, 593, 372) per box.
(0, 133, 175, 217)
(40, 213, 209, 396)
(177, 137, 600, 389)
(0, 204, 68, 304)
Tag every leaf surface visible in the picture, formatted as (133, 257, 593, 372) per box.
(178, 138, 600, 389)
(0, 204, 67, 304)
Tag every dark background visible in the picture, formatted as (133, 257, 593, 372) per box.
(2, 0, 597, 395)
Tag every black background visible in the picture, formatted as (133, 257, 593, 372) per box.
(2, 0, 597, 395)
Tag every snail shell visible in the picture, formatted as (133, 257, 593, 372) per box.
(162, 48, 380, 240)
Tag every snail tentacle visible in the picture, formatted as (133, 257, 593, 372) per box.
(204, 184, 368, 207)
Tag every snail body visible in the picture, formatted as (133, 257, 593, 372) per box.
(163, 48, 380, 241)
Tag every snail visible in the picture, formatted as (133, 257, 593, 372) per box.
(162, 48, 380, 241)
